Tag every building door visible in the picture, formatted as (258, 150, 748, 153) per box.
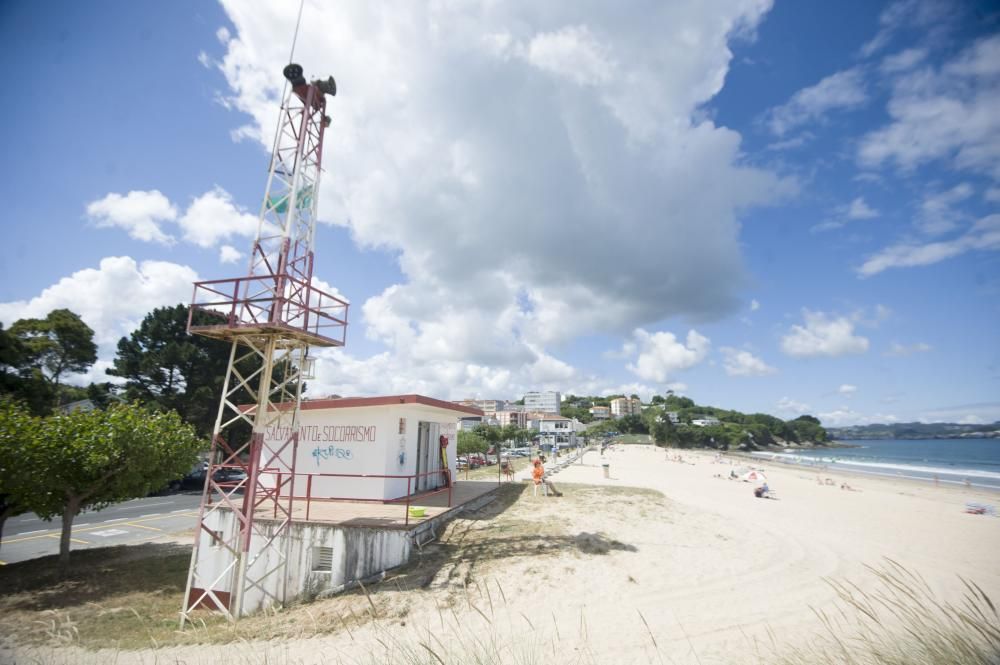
(416, 422, 429, 492)
(415, 422, 442, 492)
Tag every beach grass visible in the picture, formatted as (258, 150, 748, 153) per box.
(773, 559, 1000, 664)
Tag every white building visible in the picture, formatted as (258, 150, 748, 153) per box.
(524, 391, 561, 414)
(457, 399, 508, 416)
(535, 415, 579, 449)
(589, 405, 611, 420)
(190, 395, 482, 614)
(494, 409, 528, 428)
(691, 416, 721, 427)
(665, 411, 680, 424)
(610, 397, 642, 418)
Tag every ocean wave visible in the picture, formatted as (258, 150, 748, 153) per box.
(751, 451, 1000, 480)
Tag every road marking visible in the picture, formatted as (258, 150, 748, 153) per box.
(4, 511, 198, 544)
(91, 529, 129, 538)
(103, 518, 128, 523)
(172, 509, 192, 513)
(45, 534, 89, 545)
(19, 529, 46, 535)
(125, 522, 162, 532)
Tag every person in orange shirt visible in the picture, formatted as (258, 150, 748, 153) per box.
(532, 459, 562, 497)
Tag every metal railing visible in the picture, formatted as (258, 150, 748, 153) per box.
(188, 273, 348, 346)
(261, 468, 453, 526)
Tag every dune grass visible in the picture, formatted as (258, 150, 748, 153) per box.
(774, 559, 1000, 664)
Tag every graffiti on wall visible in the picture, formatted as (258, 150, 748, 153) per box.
(311, 445, 354, 466)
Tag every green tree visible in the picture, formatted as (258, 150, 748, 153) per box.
(10, 309, 97, 401)
(107, 305, 233, 437)
(0, 324, 55, 415)
(23, 403, 203, 569)
(0, 399, 37, 550)
(457, 430, 488, 455)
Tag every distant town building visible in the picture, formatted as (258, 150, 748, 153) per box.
(536, 415, 577, 449)
(691, 416, 721, 427)
(458, 416, 484, 431)
(523, 391, 561, 414)
(665, 411, 680, 424)
(457, 399, 508, 416)
(610, 397, 642, 418)
(589, 405, 611, 420)
(494, 410, 528, 428)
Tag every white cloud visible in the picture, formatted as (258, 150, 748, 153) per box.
(818, 408, 899, 427)
(720, 347, 776, 377)
(0, 256, 198, 346)
(860, 0, 954, 58)
(86, 190, 178, 245)
(813, 196, 880, 232)
(847, 197, 879, 220)
(88, 187, 261, 250)
(203, 0, 787, 398)
(885, 341, 932, 356)
(880, 47, 928, 74)
(219, 245, 243, 264)
(985, 187, 1000, 203)
(838, 384, 858, 396)
(177, 187, 259, 248)
(776, 396, 810, 415)
(750, 299, 760, 311)
(765, 68, 867, 136)
(526, 25, 614, 86)
(627, 328, 710, 383)
(858, 213, 1000, 276)
(917, 183, 973, 235)
(780, 310, 870, 358)
(859, 35, 1000, 180)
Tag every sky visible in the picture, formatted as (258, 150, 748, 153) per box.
(1, 0, 998, 427)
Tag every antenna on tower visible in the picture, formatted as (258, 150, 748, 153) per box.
(179, 4, 349, 624)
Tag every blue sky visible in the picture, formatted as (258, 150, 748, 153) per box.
(1, 0, 998, 426)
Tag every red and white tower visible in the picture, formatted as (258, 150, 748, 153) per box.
(180, 63, 348, 624)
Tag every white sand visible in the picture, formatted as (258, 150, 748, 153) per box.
(11, 445, 1000, 665)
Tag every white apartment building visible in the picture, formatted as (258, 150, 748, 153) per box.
(523, 391, 561, 414)
(691, 416, 721, 427)
(457, 399, 508, 416)
(610, 397, 642, 418)
(536, 415, 577, 448)
(589, 405, 611, 420)
(494, 410, 528, 428)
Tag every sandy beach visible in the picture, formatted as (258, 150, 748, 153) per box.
(6, 444, 1000, 665)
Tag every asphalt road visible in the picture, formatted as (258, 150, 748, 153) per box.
(0, 492, 204, 566)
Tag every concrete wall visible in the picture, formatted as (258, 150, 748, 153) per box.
(260, 404, 459, 501)
(194, 510, 412, 615)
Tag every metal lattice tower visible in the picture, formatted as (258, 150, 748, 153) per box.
(180, 64, 347, 625)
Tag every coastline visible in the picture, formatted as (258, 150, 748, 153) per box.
(726, 443, 1000, 494)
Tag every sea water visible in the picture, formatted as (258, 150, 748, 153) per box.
(750, 438, 1000, 490)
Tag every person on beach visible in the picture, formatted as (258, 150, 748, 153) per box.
(532, 458, 562, 497)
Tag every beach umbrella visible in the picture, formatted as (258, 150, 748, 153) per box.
(741, 470, 768, 483)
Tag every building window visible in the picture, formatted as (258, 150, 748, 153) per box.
(210, 530, 224, 548)
(399, 418, 406, 434)
(312, 546, 334, 573)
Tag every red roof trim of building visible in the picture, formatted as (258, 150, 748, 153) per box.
(301, 394, 483, 416)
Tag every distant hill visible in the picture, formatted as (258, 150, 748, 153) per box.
(827, 422, 1000, 440)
